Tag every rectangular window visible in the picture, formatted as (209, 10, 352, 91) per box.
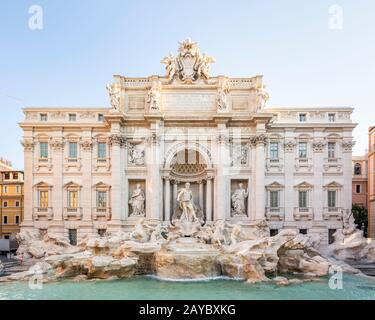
(298, 142, 307, 158)
(15, 201, 20, 207)
(269, 142, 279, 159)
(3, 186, 7, 193)
(328, 142, 336, 159)
(270, 191, 279, 208)
(3, 201, 8, 208)
(97, 191, 107, 208)
(15, 216, 20, 224)
(97, 142, 106, 159)
(299, 113, 307, 122)
(299, 229, 307, 235)
(3, 216, 8, 224)
(69, 142, 78, 159)
(328, 190, 336, 208)
(39, 191, 49, 208)
(328, 113, 336, 122)
(13, 173, 18, 179)
(68, 113, 77, 121)
(298, 191, 307, 208)
(356, 184, 361, 194)
(68, 191, 78, 208)
(16, 185, 20, 193)
(4, 173, 10, 180)
(40, 113, 48, 121)
(39, 142, 48, 158)
(98, 113, 104, 122)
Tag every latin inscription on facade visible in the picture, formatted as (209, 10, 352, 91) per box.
(162, 93, 216, 111)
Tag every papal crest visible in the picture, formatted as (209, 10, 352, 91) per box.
(161, 38, 215, 83)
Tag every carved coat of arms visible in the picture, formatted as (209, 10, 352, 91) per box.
(161, 39, 215, 83)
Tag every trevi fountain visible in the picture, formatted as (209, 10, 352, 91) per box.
(0, 186, 375, 299)
(2, 39, 375, 299)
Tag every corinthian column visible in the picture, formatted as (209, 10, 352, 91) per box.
(108, 133, 125, 230)
(164, 178, 171, 221)
(253, 132, 267, 221)
(146, 130, 162, 222)
(206, 177, 213, 221)
(20, 136, 35, 232)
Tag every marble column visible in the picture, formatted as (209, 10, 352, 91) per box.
(198, 181, 204, 210)
(20, 134, 35, 232)
(109, 133, 124, 229)
(80, 134, 93, 236)
(215, 124, 230, 221)
(146, 129, 162, 222)
(50, 133, 64, 236)
(173, 181, 178, 212)
(164, 178, 171, 221)
(254, 132, 267, 221)
(206, 177, 212, 221)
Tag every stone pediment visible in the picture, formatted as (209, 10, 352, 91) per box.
(266, 181, 284, 190)
(63, 181, 82, 189)
(323, 181, 343, 189)
(294, 181, 314, 189)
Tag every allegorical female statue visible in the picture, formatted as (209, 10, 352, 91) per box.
(231, 183, 249, 216)
(129, 183, 145, 216)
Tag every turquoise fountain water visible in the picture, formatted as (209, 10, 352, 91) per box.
(0, 275, 374, 300)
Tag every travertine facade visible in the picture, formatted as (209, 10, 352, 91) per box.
(19, 40, 356, 247)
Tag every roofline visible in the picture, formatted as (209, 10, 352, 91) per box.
(22, 107, 110, 112)
(266, 106, 354, 111)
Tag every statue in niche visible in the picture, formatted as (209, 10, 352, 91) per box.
(129, 184, 145, 217)
(177, 182, 198, 222)
(128, 143, 145, 166)
(147, 81, 161, 112)
(106, 84, 121, 110)
(231, 183, 249, 216)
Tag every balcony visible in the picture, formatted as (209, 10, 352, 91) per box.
(63, 207, 83, 220)
(323, 207, 342, 220)
(293, 207, 314, 221)
(266, 158, 283, 173)
(33, 207, 53, 220)
(265, 207, 284, 221)
(294, 158, 313, 173)
(92, 207, 112, 220)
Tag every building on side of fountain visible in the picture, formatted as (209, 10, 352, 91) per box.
(19, 40, 356, 248)
(368, 126, 375, 239)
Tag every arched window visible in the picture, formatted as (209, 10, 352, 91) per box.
(354, 163, 361, 175)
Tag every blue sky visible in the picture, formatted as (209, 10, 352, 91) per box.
(1, 0, 374, 169)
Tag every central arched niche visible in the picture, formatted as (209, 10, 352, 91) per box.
(170, 149, 207, 181)
(163, 142, 214, 223)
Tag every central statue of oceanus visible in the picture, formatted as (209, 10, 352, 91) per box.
(177, 182, 198, 222)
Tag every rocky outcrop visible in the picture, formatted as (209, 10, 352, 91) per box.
(6, 221, 364, 284)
